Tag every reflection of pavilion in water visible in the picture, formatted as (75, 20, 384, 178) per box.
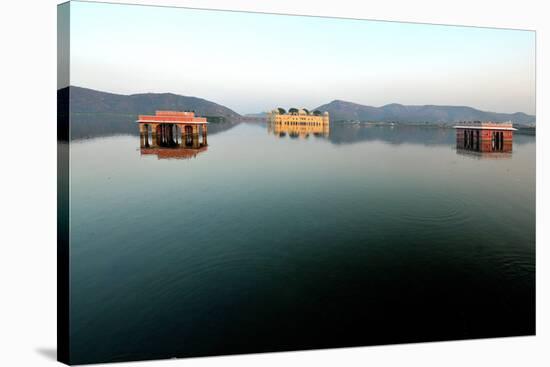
(140, 146, 207, 160)
(454, 121, 516, 156)
(137, 111, 208, 159)
(455, 148, 512, 160)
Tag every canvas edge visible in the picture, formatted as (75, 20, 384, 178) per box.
(57, 1, 71, 365)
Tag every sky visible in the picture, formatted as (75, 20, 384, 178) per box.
(69, 1, 536, 115)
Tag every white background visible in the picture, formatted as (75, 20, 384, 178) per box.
(0, 0, 547, 365)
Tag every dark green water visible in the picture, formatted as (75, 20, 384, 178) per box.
(69, 123, 535, 364)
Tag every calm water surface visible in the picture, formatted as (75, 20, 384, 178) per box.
(69, 123, 535, 363)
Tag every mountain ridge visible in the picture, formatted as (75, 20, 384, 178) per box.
(63, 86, 536, 135)
(314, 99, 535, 125)
(68, 86, 241, 118)
(62, 86, 241, 139)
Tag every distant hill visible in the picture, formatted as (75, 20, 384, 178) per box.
(244, 112, 268, 118)
(64, 86, 241, 139)
(69, 86, 241, 118)
(314, 100, 536, 126)
(241, 112, 268, 122)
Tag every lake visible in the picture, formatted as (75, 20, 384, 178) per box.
(68, 122, 535, 364)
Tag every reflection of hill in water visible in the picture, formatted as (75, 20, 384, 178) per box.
(329, 124, 454, 146)
(68, 118, 534, 147)
(328, 123, 534, 146)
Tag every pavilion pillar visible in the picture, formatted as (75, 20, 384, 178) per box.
(145, 124, 151, 147)
(139, 124, 147, 148)
(192, 125, 200, 148)
(202, 124, 208, 146)
(150, 124, 158, 147)
(181, 124, 188, 147)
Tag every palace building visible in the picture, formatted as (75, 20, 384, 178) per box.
(454, 121, 517, 153)
(268, 108, 330, 138)
(268, 108, 329, 125)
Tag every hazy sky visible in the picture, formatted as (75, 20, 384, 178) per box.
(70, 1, 536, 115)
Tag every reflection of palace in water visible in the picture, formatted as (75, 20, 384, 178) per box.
(137, 111, 208, 159)
(454, 121, 516, 156)
(267, 108, 330, 138)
